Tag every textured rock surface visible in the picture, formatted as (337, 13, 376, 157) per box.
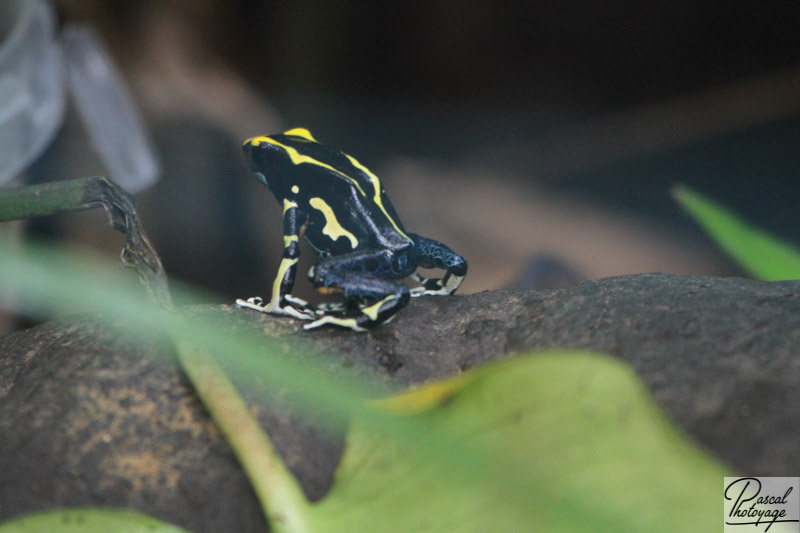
(1, 273, 799, 531)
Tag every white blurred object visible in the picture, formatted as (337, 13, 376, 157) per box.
(0, 0, 65, 186)
(0, 0, 160, 193)
(62, 26, 160, 193)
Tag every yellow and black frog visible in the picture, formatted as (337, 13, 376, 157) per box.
(236, 128, 467, 332)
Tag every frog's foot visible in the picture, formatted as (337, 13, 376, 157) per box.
(304, 314, 368, 333)
(407, 235, 467, 297)
(304, 293, 409, 332)
(409, 272, 465, 297)
(236, 296, 316, 320)
(235, 296, 266, 310)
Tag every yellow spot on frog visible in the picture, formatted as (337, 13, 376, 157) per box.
(309, 197, 359, 248)
(291, 185, 299, 194)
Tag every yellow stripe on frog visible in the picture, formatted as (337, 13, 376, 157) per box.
(344, 154, 411, 242)
(269, 257, 298, 307)
(245, 136, 367, 198)
(283, 198, 298, 213)
(361, 294, 398, 321)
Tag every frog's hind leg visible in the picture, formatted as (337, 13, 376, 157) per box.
(408, 235, 467, 296)
(305, 251, 410, 332)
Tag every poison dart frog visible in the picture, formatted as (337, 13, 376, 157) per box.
(235, 128, 467, 332)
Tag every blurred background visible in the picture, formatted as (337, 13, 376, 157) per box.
(3, 0, 800, 330)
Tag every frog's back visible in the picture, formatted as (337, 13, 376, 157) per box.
(246, 129, 412, 255)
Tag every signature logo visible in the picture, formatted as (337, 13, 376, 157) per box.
(724, 477, 799, 532)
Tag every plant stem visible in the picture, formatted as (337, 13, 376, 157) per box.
(174, 340, 313, 533)
(0, 177, 172, 308)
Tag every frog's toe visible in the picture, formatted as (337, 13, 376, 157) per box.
(410, 283, 450, 297)
(316, 301, 349, 315)
(409, 272, 465, 297)
(236, 297, 266, 310)
(282, 296, 318, 319)
(304, 292, 408, 332)
(236, 296, 316, 320)
(409, 274, 447, 296)
(410, 287, 452, 297)
(284, 294, 310, 308)
(275, 298, 318, 320)
(276, 305, 317, 321)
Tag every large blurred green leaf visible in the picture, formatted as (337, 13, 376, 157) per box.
(673, 185, 800, 280)
(308, 351, 728, 533)
(0, 508, 190, 533)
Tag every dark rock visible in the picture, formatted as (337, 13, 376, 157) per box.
(1, 273, 799, 532)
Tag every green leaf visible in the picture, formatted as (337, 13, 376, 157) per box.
(308, 352, 729, 533)
(0, 508, 191, 533)
(673, 184, 800, 280)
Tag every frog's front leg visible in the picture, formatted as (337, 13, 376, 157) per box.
(236, 199, 316, 320)
(304, 249, 411, 332)
(408, 234, 467, 296)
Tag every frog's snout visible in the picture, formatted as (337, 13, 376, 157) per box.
(242, 136, 262, 156)
(242, 139, 253, 159)
(242, 136, 274, 166)
(243, 135, 273, 150)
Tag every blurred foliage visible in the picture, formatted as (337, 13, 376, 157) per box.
(0, 508, 190, 533)
(673, 184, 800, 280)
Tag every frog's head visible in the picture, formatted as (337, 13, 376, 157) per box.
(242, 128, 319, 194)
(242, 135, 281, 190)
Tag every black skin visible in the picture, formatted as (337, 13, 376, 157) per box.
(236, 128, 467, 332)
